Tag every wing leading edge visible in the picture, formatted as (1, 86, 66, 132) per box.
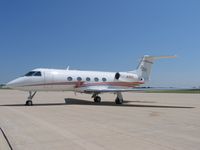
(79, 86, 148, 93)
(79, 86, 187, 93)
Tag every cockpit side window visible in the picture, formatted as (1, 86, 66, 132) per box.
(34, 71, 42, 76)
(24, 71, 42, 77)
(24, 71, 36, 76)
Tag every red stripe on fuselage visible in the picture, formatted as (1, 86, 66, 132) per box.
(81, 82, 144, 87)
(22, 81, 144, 88)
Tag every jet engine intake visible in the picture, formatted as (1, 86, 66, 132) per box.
(115, 72, 139, 82)
(115, 72, 120, 80)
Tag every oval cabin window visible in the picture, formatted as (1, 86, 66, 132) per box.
(94, 77, 99, 82)
(86, 77, 91, 81)
(67, 77, 73, 81)
(102, 77, 107, 82)
(77, 77, 82, 81)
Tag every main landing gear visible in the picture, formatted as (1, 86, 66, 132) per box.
(92, 92, 124, 104)
(25, 91, 37, 106)
(92, 93, 101, 103)
(115, 92, 123, 104)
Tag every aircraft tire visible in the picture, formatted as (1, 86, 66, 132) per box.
(115, 97, 123, 104)
(26, 100, 33, 106)
(94, 96, 101, 103)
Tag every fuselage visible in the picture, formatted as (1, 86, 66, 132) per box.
(5, 55, 175, 106)
(6, 68, 144, 92)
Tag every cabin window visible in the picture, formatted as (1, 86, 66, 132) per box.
(94, 77, 99, 82)
(34, 71, 42, 76)
(77, 77, 82, 81)
(86, 77, 91, 81)
(67, 77, 73, 81)
(102, 77, 107, 82)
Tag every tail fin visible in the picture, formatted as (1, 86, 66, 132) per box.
(136, 55, 176, 82)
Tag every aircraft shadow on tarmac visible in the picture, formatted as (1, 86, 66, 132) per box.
(0, 98, 194, 109)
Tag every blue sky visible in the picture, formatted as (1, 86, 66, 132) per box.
(0, 0, 200, 87)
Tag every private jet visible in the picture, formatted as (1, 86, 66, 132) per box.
(6, 55, 175, 106)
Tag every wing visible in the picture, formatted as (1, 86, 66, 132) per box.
(77, 86, 147, 93)
(77, 86, 189, 94)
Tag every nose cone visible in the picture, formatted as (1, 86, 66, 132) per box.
(6, 80, 18, 89)
(6, 78, 24, 89)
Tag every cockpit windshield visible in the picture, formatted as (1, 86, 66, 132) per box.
(24, 71, 42, 77)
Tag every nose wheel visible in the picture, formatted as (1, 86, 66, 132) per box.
(26, 100, 33, 106)
(25, 91, 37, 106)
(115, 97, 123, 104)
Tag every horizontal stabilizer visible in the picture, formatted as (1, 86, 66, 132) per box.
(144, 55, 176, 60)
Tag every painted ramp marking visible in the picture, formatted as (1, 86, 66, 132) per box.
(0, 127, 13, 150)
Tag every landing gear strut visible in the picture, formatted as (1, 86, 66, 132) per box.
(115, 92, 123, 104)
(91, 92, 124, 104)
(92, 93, 101, 103)
(25, 91, 37, 106)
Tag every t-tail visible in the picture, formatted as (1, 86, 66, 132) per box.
(136, 55, 176, 82)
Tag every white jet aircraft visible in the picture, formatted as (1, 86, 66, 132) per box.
(6, 55, 175, 106)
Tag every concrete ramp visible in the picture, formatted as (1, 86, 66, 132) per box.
(0, 128, 12, 150)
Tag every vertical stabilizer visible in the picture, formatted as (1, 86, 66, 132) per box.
(136, 55, 176, 82)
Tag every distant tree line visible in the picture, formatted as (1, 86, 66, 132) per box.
(0, 84, 5, 88)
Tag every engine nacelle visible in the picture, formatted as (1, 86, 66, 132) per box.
(115, 72, 139, 82)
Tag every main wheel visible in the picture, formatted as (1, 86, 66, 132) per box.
(115, 97, 123, 104)
(94, 96, 101, 103)
(26, 100, 33, 106)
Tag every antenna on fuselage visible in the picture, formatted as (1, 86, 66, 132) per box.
(66, 66, 70, 70)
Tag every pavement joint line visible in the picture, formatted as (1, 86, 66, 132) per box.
(0, 127, 13, 150)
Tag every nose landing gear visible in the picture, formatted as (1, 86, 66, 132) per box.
(25, 91, 37, 106)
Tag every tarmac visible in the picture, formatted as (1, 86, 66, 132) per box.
(0, 90, 200, 150)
